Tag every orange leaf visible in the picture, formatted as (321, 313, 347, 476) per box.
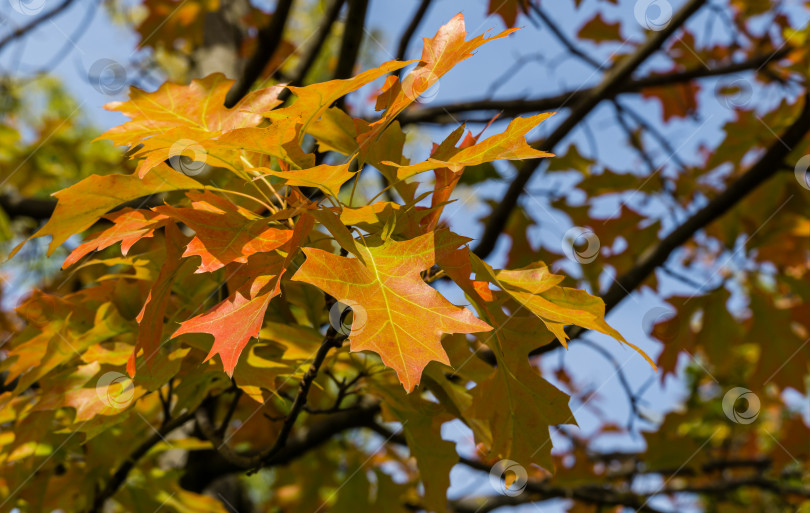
(384, 113, 555, 180)
(259, 162, 355, 198)
(62, 208, 170, 269)
(365, 13, 517, 143)
(99, 73, 286, 176)
(11, 163, 202, 257)
(292, 231, 492, 392)
(155, 191, 293, 273)
(171, 215, 314, 375)
(129, 222, 188, 376)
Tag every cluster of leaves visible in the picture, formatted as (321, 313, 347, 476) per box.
(3, 0, 810, 511)
(0, 15, 652, 512)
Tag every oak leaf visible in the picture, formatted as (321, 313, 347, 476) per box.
(62, 208, 170, 269)
(383, 113, 555, 180)
(171, 215, 314, 375)
(155, 191, 293, 273)
(12, 163, 201, 256)
(99, 74, 285, 176)
(292, 231, 492, 391)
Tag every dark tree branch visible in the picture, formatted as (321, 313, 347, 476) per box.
(193, 330, 346, 471)
(333, 0, 369, 108)
(395, 0, 433, 66)
(0, 193, 165, 223)
(449, 474, 810, 513)
(0, 194, 56, 221)
(368, 423, 667, 513)
(531, 93, 810, 357)
(224, 0, 296, 108)
(473, 0, 707, 259)
(286, 0, 346, 88)
(182, 401, 381, 493)
(398, 48, 789, 125)
(88, 409, 196, 513)
(0, 0, 77, 53)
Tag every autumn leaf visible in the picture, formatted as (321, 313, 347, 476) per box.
(171, 215, 314, 375)
(198, 118, 316, 173)
(99, 74, 285, 176)
(365, 13, 518, 141)
(487, 0, 530, 28)
(173, 279, 281, 377)
(292, 231, 492, 391)
(383, 113, 555, 180)
(578, 13, 623, 43)
(375, 384, 458, 512)
(129, 223, 189, 376)
(463, 283, 575, 470)
(262, 60, 412, 136)
(259, 162, 355, 199)
(155, 191, 293, 273)
(136, 0, 220, 48)
(641, 82, 701, 122)
(470, 256, 655, 367)
(62, 208, 170, 269)
(12, 163, 202, 257)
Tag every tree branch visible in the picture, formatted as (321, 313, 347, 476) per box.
(0, 0, 77, 53)
(193, 330, 346, 471)
(224, 0, 296, 108)
(531, 92, 810, 357)
(473, 0, 707, 259)
(529, 3, 601, 69)
(333, 0, 369, 108)
(395, 0, 433, 65)
(89, 409, 196, 513)
(398, 48, 788, 126)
